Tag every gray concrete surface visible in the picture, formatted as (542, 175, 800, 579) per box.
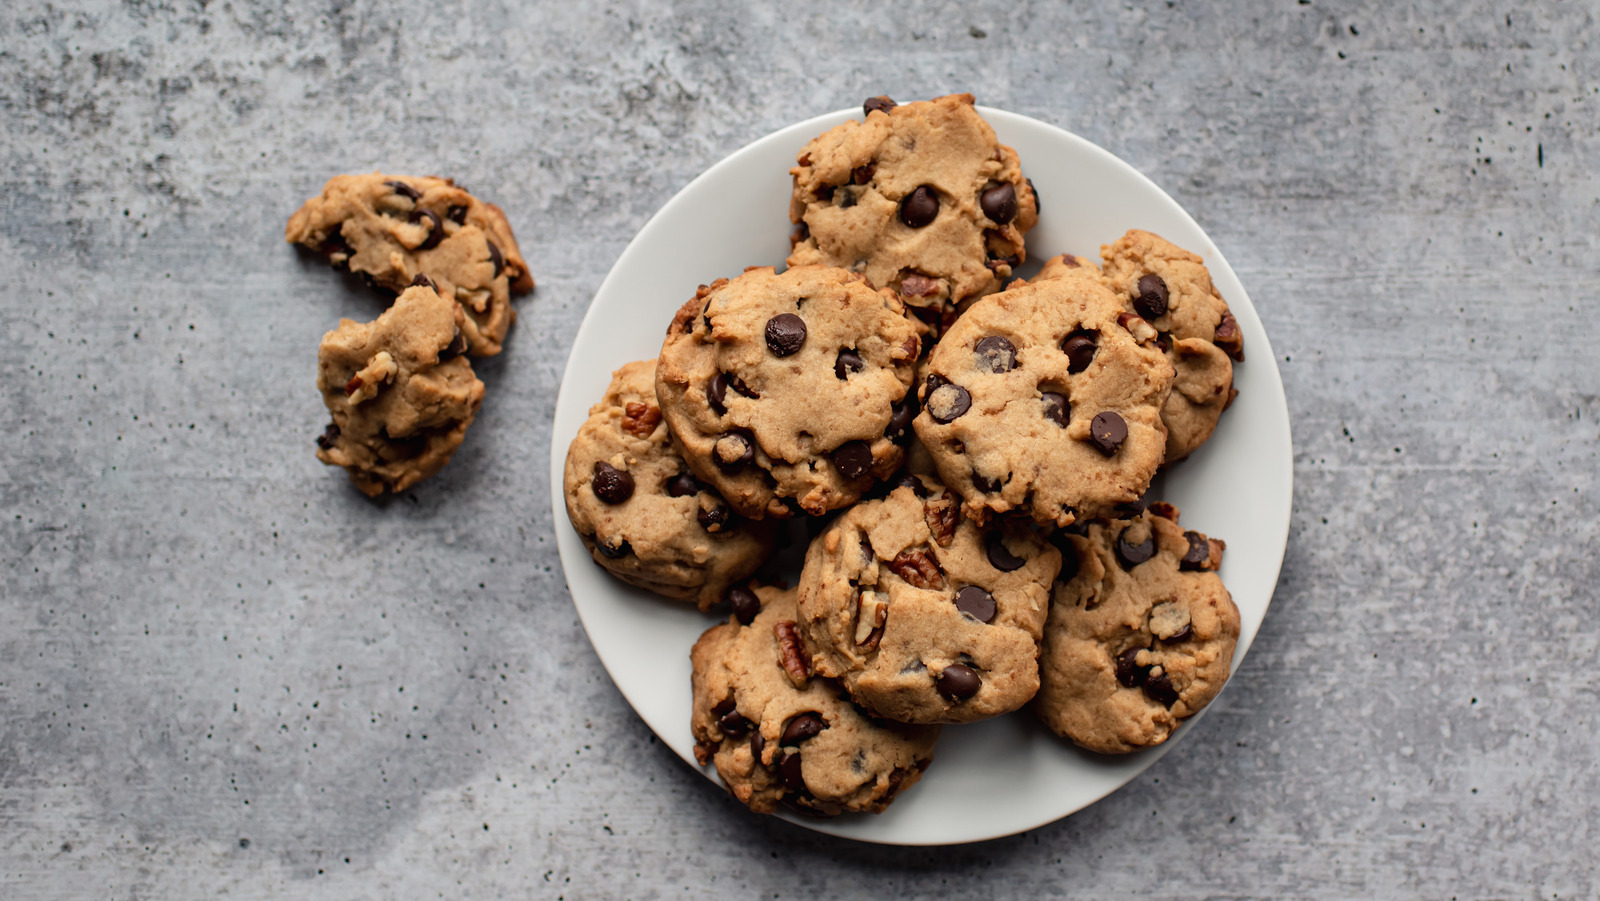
(2, 1, 1597, 897)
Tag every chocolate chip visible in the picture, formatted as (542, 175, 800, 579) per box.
(1114, 647, 1146, 687)
(972, 471, 1001, 493)
(712, 697, 736, 717)
(863, 95, 897, 116)
(409, 208, 444, 250)
(751, 730, 765, 761)
(781, 713, 825, 745)
(592, 461, 635, 504)
(885, 397, 917, 440)
(1056, 539, 1080, 583)
(974, 335, 1017, 373)
(1089, 411, 1128, 455)
(597, 539, 631, 559)
(835, 348, 864, 379)
(1143, 669, 1179, 707)
(852, 163, 876, 185)
(410, 273, 434, 289)
(486, 240, 505, 278)
(832, 440, 873, 480)
(954, 586, 996, 623)
(837, 187, 858, 209)
(439, 329, 468, 362)
(666, 471, 700, 498)
(1061, 330, 1097, 373)
(385, 180, 420, 201)
(1134, 274, 1169, 320)
(986, 533, 1025, 572)
(707, 372, 728, 415)
(1115, 527, 1156, 569)
(714, 431, 755, 470)
(1180, 531, 1210, 570)
(780, 751, 805, 791)
(697, 504, 729, 531)
(980, 182, 1017, 225)
(935, 664, 982, 700)
(315, 423, 340, 450)
(1164, 623, 1193, 643)
(765, 313, 807, 357)
(446, 204, 468, 225)
(926, 382, 971, 423)
(1041, 391, 1069, 427)
(899, 185, 939, 228)
(719, 709, 749, 737)
(727, 584, 760, 625)
(894, 474, 929, 498)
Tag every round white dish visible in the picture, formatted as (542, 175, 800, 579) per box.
(548, 106, 1293, 845)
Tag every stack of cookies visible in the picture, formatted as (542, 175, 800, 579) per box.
(562, 94, 1245, 817)
(287, 174, 534, 496)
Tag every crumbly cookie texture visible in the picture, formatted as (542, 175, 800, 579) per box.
(797, 475, 1060, 724)
(314, 284, 484, 496)
(656, 265, 921, 519)
(1094, 229, 1243, 462)
(1034, 503, 1240, 754)
(563, 360, 778, 610)
(787, 94, 1039, 337)
(912, 273, 1174, 527)
(287, 173, 534, 357)
(690, 584, 940, 816)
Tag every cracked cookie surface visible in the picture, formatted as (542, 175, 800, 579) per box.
(912, 273, 1174, 527)
(314, 283, 484, 496)
(690, 584, 940, 816)
(797, 475, 1060, 724)
(1091, 229, 1243, 462)
(656, 265, 920, 519)
(787, 94, 1038, 337)
(1034, 503, 1240, 754)
(563, 359, 778, 610)
(287, 173, 533, 357)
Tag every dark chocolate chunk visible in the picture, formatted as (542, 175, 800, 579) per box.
(972, 471, 1001, 494)
(486, 240, 505, 278)
(863, 95, 897, 116)
(409, 208, 443, 250)
(439, 328, 468, 362)
(714, 431, 755, 470)
(885, 397, 917, 440)
(832, 440, 874, 480)
(1180, 530, 1210, 571)
(446, 204, 468, 225)
(986, 533, 1025, 572)
(315, 423, 340, 450)
(410, 273, 434, 289)
(899, 185, 939, 228)
(1115, 527, 1157, 569)
(954, 586, 996, 624)
(781, 713, 825, 745)
(935, 664, 982, 700)
(666, 471, 700, 498)
(926, 382, 971, 424)
(385, 180, 420, 201)
(974, 335, 1017, 373)
(1061, 330, 1098, 373)
(765, 313, 807, 357)
(980, 182, 1018, 225)
(592, 461, 635, 504)
(596, 539, 631, 559)
(718, 709, 749, 738)
(1134, 274, 1169, 320)
(707, 372, 729, 415)
(780, 751, 805, 791)
(1114, 647, 1147, 687)
(727, 584, 760, 625)
(1041, 391, 1069, 427)
(835, 348, 864, 379)
(1143, 669, 1179, 707)
(697, 504, 729, 531)
(1089, 411, 1128, 455)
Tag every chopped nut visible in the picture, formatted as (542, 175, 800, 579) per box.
(773, 620, 810, 689)
(455, 285, 490, 314)
(888, 548, 945, 590)
(923, 496, 961, 548)
(345, 351, 397, 405)
(1147, 501, 1179, 521)
(1214, 312, 1244, 361)
(899, 272, 942, 298)
(621, 402, 661, 438)
(1117, 311, 1159, 344)
(854, 591, 888, 648)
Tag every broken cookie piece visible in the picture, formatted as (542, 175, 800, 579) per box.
(287, 173, 534, 357)
(314, 283, 485, 496)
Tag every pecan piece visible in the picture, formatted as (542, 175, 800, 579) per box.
(923, 495, 961, 548)
(854, 591, 888, 649)
(621, 402, 661, 438)
(1117, 311, 1158, 344)
(1214, 312, 1245, 361)
(773, 620, 810, 689)
(889, 548, 945, 590)
(1147, 501, 1180, 521)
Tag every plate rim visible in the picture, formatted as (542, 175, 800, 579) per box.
(548, 104, 1294, 845)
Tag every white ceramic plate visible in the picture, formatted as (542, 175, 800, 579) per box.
(549, 107, 1293, 845)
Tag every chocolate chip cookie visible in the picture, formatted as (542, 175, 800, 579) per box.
(563, 359, 778, 610)
(797, 475, 1060, 724)
(1034, 503, 1240, 754)
(656, 265, 921, 518)
(690, 584, 940, 816)
(314, 283, 484, 496)
(787, 94, 1039, 336)
(1095, 230, 1243, 462)
(912, 273, 1175, 527)
(287, 173, 534, 357)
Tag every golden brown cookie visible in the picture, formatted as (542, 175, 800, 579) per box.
(656, 266, 921, 519)
(797, 476, 1060, 724)
(787, 94, 1039, 337)
(562, 360, 778, 610)
(1095, 230, 1243, 462)
(690, 585, 939, 816)
(314, 284, 484, 496)
(1034, 504, 1240, 754)
(287, 173, 533, 357)
(912, 274, 1174, 527)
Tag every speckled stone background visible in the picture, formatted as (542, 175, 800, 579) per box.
(2, 1, 1597, 897)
